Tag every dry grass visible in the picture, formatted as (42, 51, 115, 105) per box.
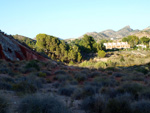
(78, 50, 150, 68)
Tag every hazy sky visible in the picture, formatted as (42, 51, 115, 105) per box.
(1, 0, 150, 39)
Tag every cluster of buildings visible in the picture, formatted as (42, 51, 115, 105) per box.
(104, 41, 150, 50)
(136, 44, 147, 49)
(103, 42, 130, 49)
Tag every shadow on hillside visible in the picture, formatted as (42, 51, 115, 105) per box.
(66, 61, 150, 75)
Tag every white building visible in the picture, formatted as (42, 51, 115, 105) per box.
(104, 42, 130, 49)
(136, 44, 147, 48)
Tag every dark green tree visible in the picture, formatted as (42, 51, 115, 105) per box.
(79, 35, 96, 53)
(77, 52, 82, 62)
(140, 37, 150, 47)
(68, 49, 76, 61)
(36, 34, 47, 49)
(122, 36, 139, 48)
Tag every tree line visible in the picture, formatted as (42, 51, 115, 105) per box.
(122, 36, 150, 48)
(35, 34, 106, 63)
(14, 33, 150, 63)
(13, 34, 36, 49)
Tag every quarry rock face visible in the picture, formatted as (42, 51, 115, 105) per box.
(0, 30, 47, 61)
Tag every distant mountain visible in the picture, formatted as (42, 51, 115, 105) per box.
(134, 26, 150, 38)
(143, 26, 150, 31)
(116, 26, 140, 38)
(13, 34, 36, 43)
(75, 26, 140, 41)
(13, 34, 36, 48)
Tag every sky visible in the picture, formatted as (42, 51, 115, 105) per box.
(0, 0, 150, 39)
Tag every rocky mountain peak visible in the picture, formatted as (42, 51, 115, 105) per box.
(118, 25, 133, 32)
(124, 25, 131, 28)
(74, 26, 140, 41)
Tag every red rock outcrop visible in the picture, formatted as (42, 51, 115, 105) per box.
(0, 30, 48, 61)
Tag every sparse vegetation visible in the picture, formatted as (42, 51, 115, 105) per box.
(81, 94, 106, 113)
(0, 32, 150, 113)
(18, 95, 70, 113)
(131, 100, 150, 113)
(25, 60, 40, 71)
(58, 86, 75, 96)
(104, 98, 131, 113)
(0, 95, 9, 113)
(0, 56, 149, 113)
(74, 72, 87, 82)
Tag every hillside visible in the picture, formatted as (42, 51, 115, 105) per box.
(0, 50, 150, 113)
(134, 26, 150, 38)
(13, 34, 36, 48)
(0, 29, 150, 113)
(0, 30, 47, 61)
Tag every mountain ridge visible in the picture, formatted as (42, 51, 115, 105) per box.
(82, 26, 140, 41)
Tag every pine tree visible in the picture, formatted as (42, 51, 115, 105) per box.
(77, 52, 82, 62)
(51, 54, 55, 60)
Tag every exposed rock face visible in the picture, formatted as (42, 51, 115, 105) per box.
(0, 30, 48, 61)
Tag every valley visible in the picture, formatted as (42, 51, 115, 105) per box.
(0, 28, 150, 113)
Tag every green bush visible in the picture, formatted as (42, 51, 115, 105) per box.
(82, 85, 97, 97)
(12, 81, 37, 94)
(0, 68, 10, 74)
(106, 71, 113, 75)
(118, 83, 144, 98)
(122, 72, 145, 81)
(136, 67, 149, 74)
(25, 60, 40, 71)
(0, 76, 14, 90)
(139, 88, 150, 99)
(88, 71, 102, 78)
(81, 94, 106, 113)
(106, 60, 116, 67)
(93, 77, 117, 87)
(120, 56, 125, 62)
(104, 98, 131, 113)
(19, 67, 37, 74)
(131, 100, 150, 113)
(79, 61, 94, 67)
(54, 70, 67, 75)
(95, 62, 107, 69)
(80, 69, 91, 75)
(100, 88, 119, 98)
(98, 50, 106, 58)
(0, 95, 9, 113)
(13, 75, 44, 94)
(74, 72, 87, 82)
(54, 74, 73, 82)
(69, 61, 74, 65)
(18, 95, 70, 113)
(0, 82, 12, 90)
(38, 72, 47, 78)
(58, 86, 75, 96)
(72, 88, 83, 100)
(112, 72, 126, 77)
